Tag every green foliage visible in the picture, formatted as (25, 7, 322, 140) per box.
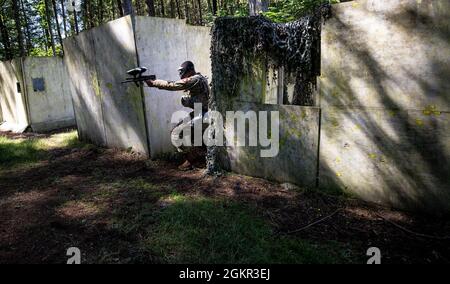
(29, 45, 63, 56)
(0, 0, 344, 61)
(204, 2, 249, 26)
(264, 0, 340, 23)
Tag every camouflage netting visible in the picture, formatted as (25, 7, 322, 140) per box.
(206, 5, 331, 175)
(210, 4, 331, 106)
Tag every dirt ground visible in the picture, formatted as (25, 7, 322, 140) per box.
(0, 130, 449, 264)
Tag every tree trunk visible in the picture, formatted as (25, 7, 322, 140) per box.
(43, 27, 49, 53)
(160, 0, 165, 17)
(146, 0, 155, 16)
(20, 0, 33, 53)
(197, 0, 202, 25)
(212, 0, 217, 15)
(74, 10, 80, 34)
(68, 1, 80, 34)
(206, 0, 212, 14)
(59, 0, 68, 36)
(44, 0, 57, 56)
(170, 0, 175, 18)
(122, 0, 133, 15)
(85, 0, 94, 28)
(82, 1, 88, 29)
(189, 0, 197, 24)
(0, 10, 13, 60)
(52, 0, 64, 51)
(111, 0, 116, 19)
(117, 0, 124, 17)
(248, 0, 268, 16)
(174, 0, 181, 18)
(12, 0, 25, 56)
(184, 0, 188, 22)
(99, 0, 104, 23)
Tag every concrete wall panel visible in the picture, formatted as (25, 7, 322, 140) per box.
(22, 57, 75, 132)
(0, 59, 29, 132)
(93, 17, 148, 154)
(319, 0, 450, 212)
(135, 17, 189, 157)
(186, 25, 212, 79)
(64, 16, 148, 153)
(320, 0, 450, 111)
(64, 31, 107, 145)
(135, 17, 212, 157)
(319, 107, 450, 213)
(224, 103, 320, 187)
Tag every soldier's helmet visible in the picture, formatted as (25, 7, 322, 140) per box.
(178, 61, 195, 79)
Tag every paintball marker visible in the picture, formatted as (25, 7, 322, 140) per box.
(121, 67, 156, 87)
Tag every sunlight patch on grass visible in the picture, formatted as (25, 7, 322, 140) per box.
(56, 200, 102, 219)
(0, 130, 83, 168)
(43, 131, 84, 149)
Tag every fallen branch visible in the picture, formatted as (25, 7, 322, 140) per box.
(376, 213, 450, 241)
(286, 208, 342, 235)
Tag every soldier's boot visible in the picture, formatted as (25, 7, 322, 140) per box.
(178, 160, 193, 171)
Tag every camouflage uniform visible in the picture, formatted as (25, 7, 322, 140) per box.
(152, 73, 209, 165)
(151, 73, 209, 111)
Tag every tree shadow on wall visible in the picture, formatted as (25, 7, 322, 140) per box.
(319, 5, 450, 214)
(64, 17, 148, 155)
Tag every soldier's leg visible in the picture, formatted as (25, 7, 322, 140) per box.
(171, 118, 191, 153)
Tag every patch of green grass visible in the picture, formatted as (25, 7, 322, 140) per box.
(0, 130, 84, 169)
(0, 136, 48, 168)
(50, 131, 86, 149)
(145, 195, 353, 264)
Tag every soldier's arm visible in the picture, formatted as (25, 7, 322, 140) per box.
(147, 77, 199, 91)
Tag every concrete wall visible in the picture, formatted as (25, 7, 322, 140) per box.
(218, 56, 320, 188)
(22, 57, 75, 132)
(319, 0, 450, 213)
(223, 102, 320, 187)
(212, 0, 450, 213)
(64, 16, 211, 157)
(135, 16, 211, 158)
(0, 59, 29, 132)
(0, 57, 75, 133)
(64, 16, 149, 154)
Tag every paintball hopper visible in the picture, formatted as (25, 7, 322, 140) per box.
(122, 67, 156, 87)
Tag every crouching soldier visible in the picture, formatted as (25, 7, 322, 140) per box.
(145, 61, 209, 170)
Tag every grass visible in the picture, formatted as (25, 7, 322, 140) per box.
(144, 195, 353, 264)
(0, 130, 85, 169)
(0, 131, 357, 264)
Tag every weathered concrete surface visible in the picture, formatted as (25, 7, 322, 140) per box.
(319, 0, 450, 213)
(0, 59, 29, 132)
(216, 54, 320, 188)
(185, 24, 212, 79)
(64, 16, 211, 157)
(320, 0, 450, 111)
(64, 31, 107, 146)
(135, 16, 211, 158)
(22, 57, 75, 132)
(319, 107, 450, 213)
(64, 16, 148, 154)
(0, 57, 75, 133)
(223, 103, 320, 187)
(92, 17, 148, 154)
